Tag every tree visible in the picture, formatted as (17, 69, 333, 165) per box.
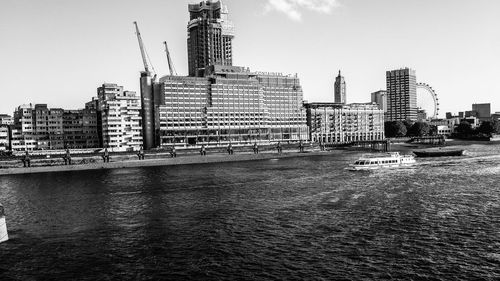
(385, 121, 407, 138)
(492, 119, 500, 134)
(477, 121, 495, 136)
(455, 121, 473, 136)
(402, 120, 414, 133)
(408, 122, 431, 137)
(429, 125, 438, 136)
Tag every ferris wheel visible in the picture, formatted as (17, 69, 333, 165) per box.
(416, 82, 439, 119)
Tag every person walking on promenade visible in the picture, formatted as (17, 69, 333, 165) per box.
(276, 141, 282, 154)
(170, 146, 177, 158)
(102, 148, 110, 163)
(200, 145, 206, 156)
(137, 146, 145, 160)
(22, 150, 31, 167)
(253, 142, 259, 154)
(319, 140, 325, 151)
(63, 148, 72, 165)
(227, 143, 233, 155)
(299, 140, 304, 153)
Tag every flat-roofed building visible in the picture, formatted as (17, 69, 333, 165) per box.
(97, 84, 143, 151)
(32, 104, 64, 150)
(156, 65, 308, 147)
(0, 125, 9, 151)
(386, 68, 417, 121)
(305, 102, 385, 143)
(0, 114, 13, 125)
(472, 103, 491, 121)
(63, 108, 99, 149)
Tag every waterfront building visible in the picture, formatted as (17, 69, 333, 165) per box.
(386, 68, 417, 121)
(0, 125, 9, 151)
(472, 103, 491, 121)
(12, 104, 36, 151)
(156, 65, 308, 147)
(32, 104, 64, 150)
(10, 103, 100, 151)
(371, 90, 387, 112)
(97, 84, 143, 151)
(62, 108, 99, 149)
(0, 114, 13, 125)
(305, 102, 385, 143)
(140, 1, 308, 148)
(187, 0, 234, 77)
(334, 71, 346, 104)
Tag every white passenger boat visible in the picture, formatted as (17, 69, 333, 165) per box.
(0, 204, 8, 243)
(348, 152, 416, 171)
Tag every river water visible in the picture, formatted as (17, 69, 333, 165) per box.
(1, 144, 499, 280)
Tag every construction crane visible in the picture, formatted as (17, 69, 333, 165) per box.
(133, 21, 156, 77)
(163, 41, 177, 76)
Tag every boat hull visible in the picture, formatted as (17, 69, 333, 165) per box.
(0, 216, 8, 243)
(413, 150, 465, 157)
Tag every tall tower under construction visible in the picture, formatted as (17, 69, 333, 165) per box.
(187, 0, 235, 77)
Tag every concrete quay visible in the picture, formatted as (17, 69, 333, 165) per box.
(0, 150, 337, 176)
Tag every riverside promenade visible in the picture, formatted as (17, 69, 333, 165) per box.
(0, 149, 337, 176)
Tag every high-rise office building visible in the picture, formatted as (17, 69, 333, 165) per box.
(187, 0, 234, 77)
(156, 65, 308, 146)
(386, 68, 417, 121)
(143, 2, 308, 148)
(334, 70, 346, 104)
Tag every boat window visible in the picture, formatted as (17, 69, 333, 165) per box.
(355, 161, 360, 165)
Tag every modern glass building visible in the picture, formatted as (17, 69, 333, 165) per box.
(156, 66, 308, 147)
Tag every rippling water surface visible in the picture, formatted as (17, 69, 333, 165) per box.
(1, 145, 500, 280)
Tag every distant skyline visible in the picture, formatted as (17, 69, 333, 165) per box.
(1, 0, 499, 116)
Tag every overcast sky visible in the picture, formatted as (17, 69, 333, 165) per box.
(1, 0, 499, 117)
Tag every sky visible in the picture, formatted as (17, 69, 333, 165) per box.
(1, 0, 499, 117)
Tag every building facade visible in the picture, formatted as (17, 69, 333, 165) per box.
(62, 107, 99, 149)
(0, 114, 13, 125)
(334, 71, 346, 104)
(0, 125, 9, 151)
(97, 84, 143, 151)
(386, 68, 417, 121)
(370, 90, 387, 112)
(156, 66, 308, 147)
(305, 102, 385, 143)
(10, 103, 100, 151)
(32, 104, 64, 150)
(472, 103, 491, 121)
(187, 0, 234, 77)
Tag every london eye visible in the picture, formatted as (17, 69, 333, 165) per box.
(416, 82, 439, 119)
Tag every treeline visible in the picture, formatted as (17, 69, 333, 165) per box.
(453, 120, 500, 139)
(384, 120, 500, 138)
